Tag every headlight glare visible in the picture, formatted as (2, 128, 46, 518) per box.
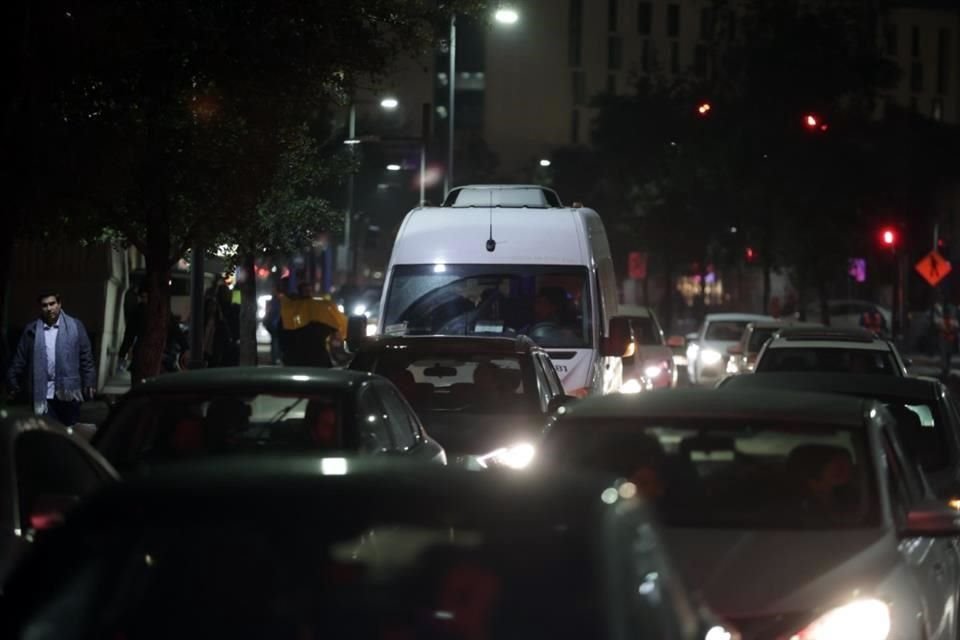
(620, 378, 644, 394)
(478, 442, 536, 470)
(644, 364, 664, 379)
(790, 599, 890, 640)
(700, 348, 722, 366)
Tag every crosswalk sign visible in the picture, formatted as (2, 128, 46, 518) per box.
(915, 250, 952, 287)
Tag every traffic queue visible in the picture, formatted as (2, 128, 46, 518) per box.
(2, 186, 958, 640)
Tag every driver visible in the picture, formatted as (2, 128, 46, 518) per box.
(523, 287, 578, 345)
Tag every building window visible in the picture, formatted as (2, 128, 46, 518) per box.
(667, 5, 680, 38)
(571, 109, 581, 144)
(569, 0, 583, 66)
(607, 74, 617, 94)
(933, 98, 944, 121)
(608, 36, 622, 70)
(700, 8, 714, 40)
(637, 2, 652, 35)
(911, 60, 924, 92)
(670, 41, 680, 73)
(608, 0, 618, 32)
(938, 28, 950, 95)
(572, 71, 586, 106)
(641, 39, 652, 73)
(694, 44, 708, 76)
(885, 24, 898, 56)
(912, 26, 920, 58)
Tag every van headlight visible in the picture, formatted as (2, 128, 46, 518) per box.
(789, 599, 890, 640)
(700, 348, 722, 366)
(477, 442, 536, 470)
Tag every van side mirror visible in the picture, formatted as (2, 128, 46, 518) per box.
(602, 317, 635, 357)
(901, 501, 960, 537)
(346, 315, 369, 352)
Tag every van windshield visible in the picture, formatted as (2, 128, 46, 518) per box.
(383, 264, 593, 349)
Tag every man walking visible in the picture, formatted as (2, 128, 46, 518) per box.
(5, 292, 96, 426)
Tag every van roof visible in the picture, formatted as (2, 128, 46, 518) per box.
(442, 184, 563, 208)
(390, 206, 594, 266)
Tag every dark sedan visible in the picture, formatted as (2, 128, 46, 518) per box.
(720, 372, 960, 498)
(0, 457, 735, 639)
(0, 411, 117, 581)
(93, 367, 446, 473)
(349, 335, 572, 468)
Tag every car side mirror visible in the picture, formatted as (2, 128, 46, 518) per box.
(346, 315, 368, 352)
(901, 501, 960, 537)
(602, 317, 635, 357)
(727, 343, 744, 356)
(548, 395, 576, 413)
(666, 335, 685, 348)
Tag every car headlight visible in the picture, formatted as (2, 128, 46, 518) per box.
(620, 378, 645, 394)
(790, 599, 890, 640)
(477, 442, 536, 470)
(725, 358, 739, 374)
(365, 323, 377, 337)
(700, 348, 722, 366)
(352, 304, 368, 317)
(644, 362, 670, 379)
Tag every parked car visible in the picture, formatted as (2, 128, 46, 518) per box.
(754, 327, 909, 376)
(93, 367, 446, 474)
(719, 372, 960, 499)
(805, 298, 892, 334)
(619, 304, 677, 389)
(0, 412, 117, 582)
(724, 320, 822, 376)
(539, 388, 960, 640)
(686, 313, 773, 386)
(348, 335, 571, 468)
(0, 457, 738, 640)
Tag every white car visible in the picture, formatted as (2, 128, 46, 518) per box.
(541, 388, 960, 640)
(754, 327, 909, 376)
(686, 313, 773, 386)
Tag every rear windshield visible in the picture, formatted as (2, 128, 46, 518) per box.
(444, 187, 562, 208)
(757, 347, 898, 375)
(542, 419, 881, 530)
(705, 321, 749, 341)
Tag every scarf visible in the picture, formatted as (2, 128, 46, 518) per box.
(32, 312, 85, 414)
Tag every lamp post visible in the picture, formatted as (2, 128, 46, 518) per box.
(443, 6, 519, 196)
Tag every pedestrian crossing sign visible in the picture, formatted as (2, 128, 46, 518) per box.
(916, 250, 951, 287)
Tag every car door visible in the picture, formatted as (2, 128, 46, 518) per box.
(374, 382, 445, 463)
(881, 425, 960, 640)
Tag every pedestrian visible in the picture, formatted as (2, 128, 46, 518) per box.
(933, 296, 959, 378)
(118, 285, 147, 379)
(279, 282, 347, 367)
(264, 279, 286, 365)
(5, 292, 96, 426)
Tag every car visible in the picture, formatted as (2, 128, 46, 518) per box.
(538, 388, 960, 640)
(805, 299, 892, 334)
(348, 335, 571, 468)
(0, 411, 117, 582)
(754, 326, 909, 376)
(724, 320, 822, 376)
(619, 304, 677, 389)
(0, 457, 739, 639)
(685, 313, 773, 386)
(719, 372, 960, 499)
(92, 367, 446, 473)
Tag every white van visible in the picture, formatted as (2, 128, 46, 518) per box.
(369, 185, 631, 396)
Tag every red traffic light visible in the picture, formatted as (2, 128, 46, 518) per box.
(696, 102, 712, 116)
(745, 246, 756, 262)
(880, 227, 897, 247)
(803, 113, 828, 132)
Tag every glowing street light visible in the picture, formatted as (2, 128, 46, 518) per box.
(386, 164, 401, 172)
(380, 97, 399, 110)
(494, 7, 520, 24)
(539, 159, 552, 167)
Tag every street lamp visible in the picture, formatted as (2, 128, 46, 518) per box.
(386, 164, 401, 171)
(539, 159, 551, 167)
(445, 6, 520, 195)
(380, 97, 399, 110)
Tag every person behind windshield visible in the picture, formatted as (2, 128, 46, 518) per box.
(524, 287, 578, 345)
(791, 445, 856, 523)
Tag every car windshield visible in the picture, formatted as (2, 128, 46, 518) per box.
(747, 327, 779, 353)
(542, 420, 881, 530)
(444, 187, 561, 208)
(383, 264, 592, 349)
(97, 393, 349, 471)
(629, 316, 663, 346)
(705, 321, 751, 341)
(757, 347, 898, 375)
(14, 517, 602, 639)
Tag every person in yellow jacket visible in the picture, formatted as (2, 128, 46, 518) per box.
(279, 282, 347, 367)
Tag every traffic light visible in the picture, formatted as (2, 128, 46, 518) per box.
(696, 102, 712, 116)
(745, 246, 756, 262)
(880, 227, 897, 248)
(803, 113, 828, 132)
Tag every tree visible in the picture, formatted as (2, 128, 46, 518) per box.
(10, 0, 486, 377)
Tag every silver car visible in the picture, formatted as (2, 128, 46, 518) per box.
(540, 389, 960, 640)
(686, 313, 773, 386)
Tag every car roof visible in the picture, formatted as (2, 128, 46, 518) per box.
(720, 372, 941, 402)
(774, 327, 881, 343)
(748, 320, 822, 331)
(57, 457, 644, 531)
(561, 388, 871, 427)
(705, 313, 773, 322)
(130, 367, 376, 395)
(356, 334, 543, 355)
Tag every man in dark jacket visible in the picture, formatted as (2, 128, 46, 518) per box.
(5, 292, 96, 426)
